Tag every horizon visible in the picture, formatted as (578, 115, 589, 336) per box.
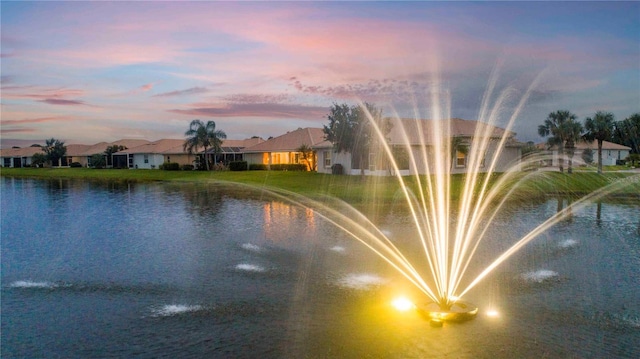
(2, 1, 638, 149)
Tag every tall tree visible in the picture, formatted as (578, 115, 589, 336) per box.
(183, 119, 226, 170)
(538, 110, 578, 172)
(43, 138, 67, 167)
(296, 143, 315, 171)
(562, 117, 583, 173)
(583, 111, 615, 174)
(612, 113, 640, 155)
(323, 102, 391, 178)
(104, 145, 127, 167)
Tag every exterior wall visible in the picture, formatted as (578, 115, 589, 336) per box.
(318, 140, 521, 176)
(317, 149, 352, 174)
(244, 152, 264, 165)
(132, 153, 164, 169)
(550, 149, 630, 167)
(163, 153, 195, 166)
(1, 156, 33, 168)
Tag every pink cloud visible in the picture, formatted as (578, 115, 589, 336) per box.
(153, 87, 208, 97)
(170, 103, 327, 120)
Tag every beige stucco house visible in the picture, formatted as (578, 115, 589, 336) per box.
(316, 118, 522, 175)
(243, 128, 325, 170)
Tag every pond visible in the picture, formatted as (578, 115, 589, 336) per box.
(1, 177, 639, 358)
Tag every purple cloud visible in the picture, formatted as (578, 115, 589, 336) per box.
(170, 102, 327, 120)
(153, 87, 209, 97)
(38, 98, 86, 106)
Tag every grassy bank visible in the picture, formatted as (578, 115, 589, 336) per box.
(1, 167, 638, 205)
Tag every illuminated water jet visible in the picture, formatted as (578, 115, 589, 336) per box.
(220, 66, 638, 323)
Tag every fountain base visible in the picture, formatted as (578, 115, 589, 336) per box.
(417, 300, 478, 322)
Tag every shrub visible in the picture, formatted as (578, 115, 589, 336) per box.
(181, 164, 194, 171)
(70, 162, 83, 168)
(268, 164, 306, 171)
(160, 162, 180, 171)
(229, 161, 248, 171)
(249, 163, 267, 171)
(331, 163, 344, 175)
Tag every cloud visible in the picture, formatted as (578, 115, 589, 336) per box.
(1, 86, 85, 100)
(170, 102, 327, 120)
(139, 83, 154, 92)
(153, 87, 209, 97)
(1, 116, 72, 126)
(38, 98, 86, 106)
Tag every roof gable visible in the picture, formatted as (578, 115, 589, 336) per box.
(244, 128, 325, 152)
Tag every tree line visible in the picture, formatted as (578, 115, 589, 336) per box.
(538, 111, 639, 174)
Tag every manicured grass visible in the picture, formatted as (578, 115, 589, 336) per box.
(1, 167, 638, 205)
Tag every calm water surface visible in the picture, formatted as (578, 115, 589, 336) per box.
(1, 177, 639, 358)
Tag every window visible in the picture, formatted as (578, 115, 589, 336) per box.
(144, 154, 149, 164)
(167, 156, 171, 163)
(369, 152, 377, 171)
(456, 151, 466, 167)
(324, 151, 331, 168)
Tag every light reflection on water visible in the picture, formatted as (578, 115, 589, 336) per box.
(1, 177, 639, 358)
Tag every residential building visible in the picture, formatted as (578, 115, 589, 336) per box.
(540, 140, 631, 167)
(243, 128, 325, 170)
(113, 139, 198, 169)
(316, 118, 522, 175)
(0, 146, 45, 168)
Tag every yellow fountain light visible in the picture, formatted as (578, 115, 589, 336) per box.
(486, 309, 499, 317)
(391, 296, 415, 312)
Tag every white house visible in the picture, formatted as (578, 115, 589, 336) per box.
(542, 140, 631, 167)
(316, 118, 522, 176)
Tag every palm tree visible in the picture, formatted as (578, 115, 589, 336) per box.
(583, 111, 615, 174)
(538, 110, 578, 172)
(183, 119, 227, 170)
(562, 118, 583, 173)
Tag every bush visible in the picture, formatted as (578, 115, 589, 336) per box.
(159, 162, 180, 171)
(229, 161, 248, 171)
(70, 162, 83, 168)
(181, 164, 194, 171)
(331, 163, 344, 175)
(249, 164, 267, 171)
(270, 164, 307, 171)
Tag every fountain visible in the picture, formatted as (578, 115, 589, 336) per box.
(223, 69, 638, 326)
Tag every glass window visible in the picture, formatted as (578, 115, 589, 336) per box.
(144, 154, 149, 164)
(324, 151, 331, 168)
(456, 151, 466, 167)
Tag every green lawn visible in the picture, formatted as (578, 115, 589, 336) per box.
(1, 167, 638, 206)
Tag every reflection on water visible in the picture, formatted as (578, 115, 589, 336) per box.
(1, 177, 639, 358)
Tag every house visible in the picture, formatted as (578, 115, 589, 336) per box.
(243, 128, 325, 170)
(205, 137, 266, 166)
(77, 139, 151, 167)
(540, 140, 631, 167)
(113, 139, 198, 169)
(0, 146, 45, 168)
(316, 118, 522, 175)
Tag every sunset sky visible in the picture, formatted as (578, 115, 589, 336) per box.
(1, 1, 638, 148)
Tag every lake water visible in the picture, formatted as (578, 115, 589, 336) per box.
(1, 177, 639, 358)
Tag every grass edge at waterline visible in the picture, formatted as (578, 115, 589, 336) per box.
(1, 167, 638, 205)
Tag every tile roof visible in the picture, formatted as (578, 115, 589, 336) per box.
(78, 139, 151, 156)
(388, 118, 512, 145)
(244, 128, 325, 152)
(205, 138, 266, 154)
(0, 146, 45, 157)
(118, 139, 192, 154)
(313, 118, 512, 149)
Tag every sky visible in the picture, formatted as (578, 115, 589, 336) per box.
(1, 1, 639, 148)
